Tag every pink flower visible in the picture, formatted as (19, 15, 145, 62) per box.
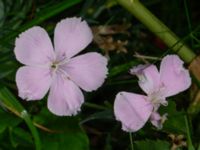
(114, 55, 191, 132)
(14, 17, 108, 116)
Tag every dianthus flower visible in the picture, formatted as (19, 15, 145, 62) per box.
(14, 17, 108, 116)
(114, 55, 191, 132)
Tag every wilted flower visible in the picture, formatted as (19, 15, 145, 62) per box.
(14, 17, 108, 116)
(114, 55, 191, 132)
(169, 134, 187, 150)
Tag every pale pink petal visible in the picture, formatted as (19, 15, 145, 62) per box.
(130, 65, 160, 94)
(114, 92, 153, 132)
(47, 75, 84, 116)
(160, 55, 191, 97)
(54, 17, 93, 59)
(150, 112, 161, 128)
(62, 52, 108, 92)
(150, 112, 167, 129)
(14, 26, 55, 66)
(16, 66, 52, 101)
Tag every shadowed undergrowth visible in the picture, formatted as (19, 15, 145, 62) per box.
(0, 0, 200, 150)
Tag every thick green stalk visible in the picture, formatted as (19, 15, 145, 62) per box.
(116, 0, 196, 63)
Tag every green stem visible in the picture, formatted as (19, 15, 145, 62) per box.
(0, 87, 41, 150)
(129, 132, 134, 150)
(184, 115, 195, 150)
(22, 111, 41, 150)
(116, 0, 196, 63)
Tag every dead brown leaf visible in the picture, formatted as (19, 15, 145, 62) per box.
(92, 24, 130, 57)
(168, 134, 187, 150)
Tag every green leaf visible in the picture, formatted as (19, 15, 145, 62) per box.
(160, 101, 187, 134)
(0, 0, 4, 27)
(9, 127, 34, 148)
(134, 140, 170, 150)
(0, 87, 41, 150)
(34, 108, 89, 150)
(41, 131, 89, 150)
(0, 108, 22, 133)
(0, 60, 18, 79)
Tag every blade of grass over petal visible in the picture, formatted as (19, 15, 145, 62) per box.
(0, 87, 41, 150)
(108, 61, 138, 78)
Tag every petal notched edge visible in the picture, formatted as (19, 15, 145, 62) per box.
(47, 75, 84, 116)
(54, 17, 93, 59)
(160, 55, 191, 97)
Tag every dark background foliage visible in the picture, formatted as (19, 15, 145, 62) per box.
(0, 0, 200, 149)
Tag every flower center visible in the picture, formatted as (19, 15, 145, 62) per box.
(50, 56, 70, 80)
(149, 87, 168, 111)
(150, 92, 163, 104)
(51, 63, 58, 69)
(50, 55, 68, 71)
(50, 60, 61, 73)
